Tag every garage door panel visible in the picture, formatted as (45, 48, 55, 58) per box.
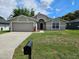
(12, 22, 33, 32)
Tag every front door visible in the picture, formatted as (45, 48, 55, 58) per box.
(40, 23, 43, 30)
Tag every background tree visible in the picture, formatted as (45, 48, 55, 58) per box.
(12, 8, 35, 17)
(30, 8, 35, 17)
(61, 10, 79, 21)
(74, 10, 79, 18)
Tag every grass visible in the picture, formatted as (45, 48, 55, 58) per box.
(0, 31, 10, 34)
(13, 30, 79, 59)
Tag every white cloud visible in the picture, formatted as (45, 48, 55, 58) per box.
(35, 9, 50, 15)
(55, 8, 61, 12)
(0, 0, 53, 19)
(40, 0, 54, 9)
(0, 0, 16, 19)
(53, 16, 56, 18)
(16, 0, 24, 8)
(41, 0, 54, 5)
(23, 0, 37, 10)
(72, 1, 75, 5)
(23, 0, 52, 15)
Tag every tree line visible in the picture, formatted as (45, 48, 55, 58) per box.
(61, 10, 79, 21)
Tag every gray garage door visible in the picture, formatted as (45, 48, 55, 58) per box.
(12, 22, 33, 32)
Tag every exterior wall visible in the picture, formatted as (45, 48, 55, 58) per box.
(59, 21, 66, 30)
(46, 21, 52, 30)
(46, 21, 66, 30)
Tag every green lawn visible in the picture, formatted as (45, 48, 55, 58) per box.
(13, 30, 79, 59)
(0, 31, 10, 34)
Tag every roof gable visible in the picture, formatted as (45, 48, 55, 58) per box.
(11, 15, 36, 22)
(33, 13, 52, 22)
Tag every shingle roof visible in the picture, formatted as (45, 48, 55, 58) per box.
(33, 12, 49, 19)
(10, 15, 36, 22)
(0, 16, 5, 22)
(67, 19, 79, 23)
(0, 16, 10, 24)
(33, 13, 52, 22)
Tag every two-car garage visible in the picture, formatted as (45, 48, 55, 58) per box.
(10, 15, 36, 32)
(11, 22, 34, 32)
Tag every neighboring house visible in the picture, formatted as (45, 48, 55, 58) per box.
(10, 13, 66, 32)
(0, 16, 10, 31)
(66, 19, 79, 29)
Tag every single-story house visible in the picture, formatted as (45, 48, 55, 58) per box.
(10, 13, 66, 32)
(66, 19, 79, 29)
(0, 16, 10, 31)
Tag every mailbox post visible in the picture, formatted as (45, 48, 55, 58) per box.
(23, 40, 33, 59)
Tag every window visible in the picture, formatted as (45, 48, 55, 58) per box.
(56, 23, 59, 29)
(52, 23, 59, 29)
(52, 23, 55, 28)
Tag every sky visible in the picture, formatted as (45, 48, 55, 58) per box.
(0, 0, 79, 19)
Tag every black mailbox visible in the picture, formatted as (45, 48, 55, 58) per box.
(23, 40, 33, 55)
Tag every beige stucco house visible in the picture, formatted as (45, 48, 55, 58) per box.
(10, 13, 66, 32)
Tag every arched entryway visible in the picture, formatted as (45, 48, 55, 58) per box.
(37, 19, 46, 30)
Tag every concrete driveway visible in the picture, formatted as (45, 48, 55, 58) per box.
(0, 32, 32, 59)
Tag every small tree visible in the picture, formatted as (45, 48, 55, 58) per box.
(30, 8, 35, 16)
